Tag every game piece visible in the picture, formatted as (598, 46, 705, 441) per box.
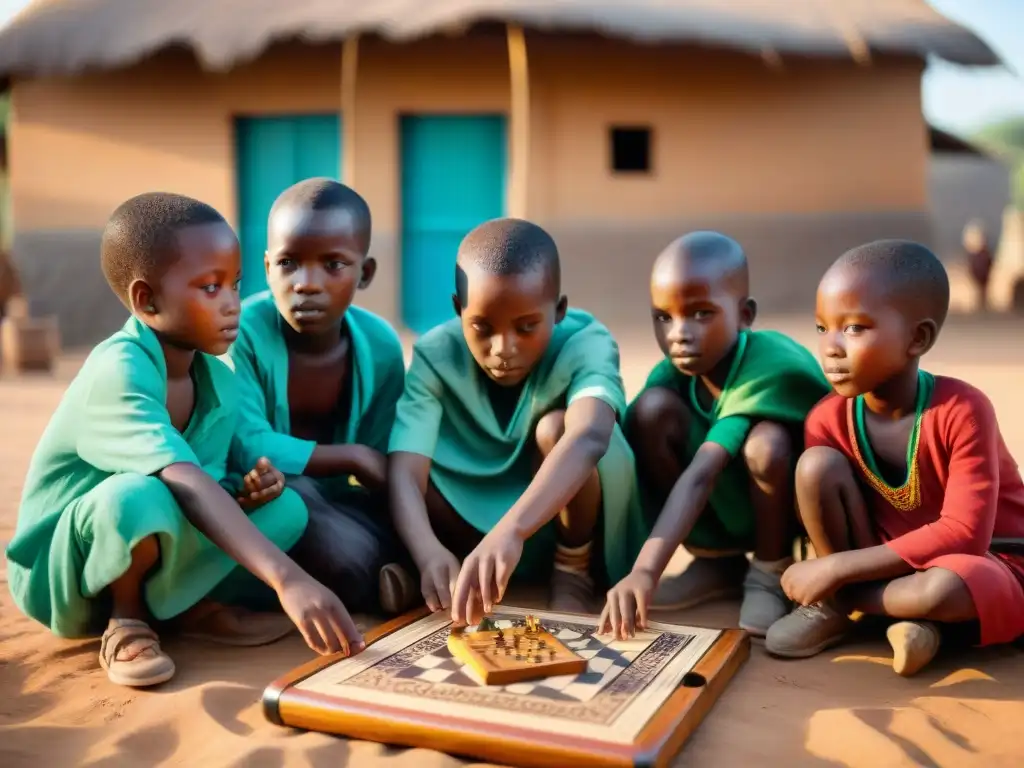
(445, 618, 591, 686)
(265, 606, 750, 767)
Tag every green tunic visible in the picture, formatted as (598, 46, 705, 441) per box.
(5, 317, 307, 639)
(631, 329, 830, 552)
(388, 309, 647, 584)
(228, 291, 406, 503)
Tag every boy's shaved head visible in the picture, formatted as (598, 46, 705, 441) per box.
(101, 192, 227, 305)
(268, 177, 371, 250)
(652, 230, 749, 295)
(455, 218, 560, 301)
(647, 231, 754, 377)
(825, 239, 950, 330)
(453, 218, 566, 388)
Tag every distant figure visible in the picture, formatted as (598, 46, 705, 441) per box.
(962, 220, 993, 311)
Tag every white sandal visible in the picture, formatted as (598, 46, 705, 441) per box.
(99, 618, 176, 688)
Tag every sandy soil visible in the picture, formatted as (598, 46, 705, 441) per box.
(2, 315, 1023, 768)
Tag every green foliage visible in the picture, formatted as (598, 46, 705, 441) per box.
(973, 116, 1024, 211)
(1013, 162, 1024, 211)
(974, 116, 1024, 162)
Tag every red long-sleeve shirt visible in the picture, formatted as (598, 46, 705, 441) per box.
(805, 376, 1024, 582)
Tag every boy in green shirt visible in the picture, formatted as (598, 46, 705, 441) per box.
(230, 178, 415, 615)
(5, 193, 363, 688)
(600, 232, 830, 639)
(388, 218, 647, 624)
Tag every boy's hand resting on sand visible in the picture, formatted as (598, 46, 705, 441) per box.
(451, 527, 524, 626)
(598, 570, 656, 640)
(237, 457, 285, 510)
(277, 570, 365, 656)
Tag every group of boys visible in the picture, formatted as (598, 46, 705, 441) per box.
(6, 178, 1024, 691)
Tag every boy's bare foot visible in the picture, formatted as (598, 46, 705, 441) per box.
(650, 555, 748, 611)
(178, 602, 295, 646)
(549, 568, 595, 614)
(379, 562, 418, 615)
(100, 618, 176, 688)
(765, 601, 854, 658)
(888, 621, 941, 677)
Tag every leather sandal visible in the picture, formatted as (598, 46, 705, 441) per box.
(99, 618, 176, 688)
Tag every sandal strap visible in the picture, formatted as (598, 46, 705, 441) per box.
(101, 619, 161, 666)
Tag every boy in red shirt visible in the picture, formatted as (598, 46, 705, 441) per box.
(767, 239, 1024, 676)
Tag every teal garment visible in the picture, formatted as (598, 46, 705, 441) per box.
(5, 317, 308, 638)
(388, 309, 648, 584)
(631, 329, 830, 552)
(228, 291, 406, 502)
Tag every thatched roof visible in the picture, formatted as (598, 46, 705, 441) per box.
(0, 0, 1002, 78)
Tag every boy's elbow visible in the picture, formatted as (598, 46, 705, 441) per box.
(575, 424, 613, 464)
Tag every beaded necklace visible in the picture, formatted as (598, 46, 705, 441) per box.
(847, 371, 933, 512)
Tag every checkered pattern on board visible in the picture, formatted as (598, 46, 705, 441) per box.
(391, 618, 655, 703)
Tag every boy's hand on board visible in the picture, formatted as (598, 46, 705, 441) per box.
(276, 569, 365, 657)
(450, 527, 524, 626)
(417, 544, 461, 613)
(237, 457, 285, 510)
(598, 570, 655, 640)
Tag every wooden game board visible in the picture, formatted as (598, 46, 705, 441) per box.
(264, 606, 749, 767)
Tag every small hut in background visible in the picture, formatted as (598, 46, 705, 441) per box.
(0, 0, 1003, 345)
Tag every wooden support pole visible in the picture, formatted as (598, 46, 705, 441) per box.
(506, 24, 530, 219)
(341, 35, 360, 186)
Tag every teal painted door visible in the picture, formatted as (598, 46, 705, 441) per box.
(401, 115, 507, 333)
(235, 114, 342, 297)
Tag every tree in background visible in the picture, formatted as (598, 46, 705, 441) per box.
(974, 116, 1024, 210)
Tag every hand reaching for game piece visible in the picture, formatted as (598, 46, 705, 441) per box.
(598, 569, 656, 640)
(417, 544, 461, 613)
(780, 557, 841, 606)
(238, 457, 285, 510)
(451, 527, 524, 626)
(277, 569, 365, 657)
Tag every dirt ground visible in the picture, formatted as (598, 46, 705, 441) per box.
(1, 314, 1023, 768)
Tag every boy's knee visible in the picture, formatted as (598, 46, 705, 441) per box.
(918, 567, 971, 617)
(795, 446, 851, 490)
(95, 473, 173, 523)
(742, 421, 793, 482)
(630, 387, 687, 432)
(535, 409, 567, 455)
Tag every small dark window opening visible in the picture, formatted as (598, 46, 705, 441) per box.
(610, 126, 651, 173)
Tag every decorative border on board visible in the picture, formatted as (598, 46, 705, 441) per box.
(342, 615, 696, 725)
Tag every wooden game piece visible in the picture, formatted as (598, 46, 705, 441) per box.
(265, 606, 750, 768)
(447, 622, 587, 685)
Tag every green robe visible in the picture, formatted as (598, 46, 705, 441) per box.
(388, 309, 647, 584)
(228, 291, 406, 503)
(631, 329, 830, 551)
(5, 317, 307, 638)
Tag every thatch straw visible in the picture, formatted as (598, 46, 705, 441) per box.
(0, 0, 1002, 77)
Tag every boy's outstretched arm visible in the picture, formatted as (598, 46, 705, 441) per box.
(450, 396, 615, 625)
(504, 396, 615, 538)
(158, 462, 364, 656)
(388, 452, 460, 612)
(599, 441, 730, 639)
